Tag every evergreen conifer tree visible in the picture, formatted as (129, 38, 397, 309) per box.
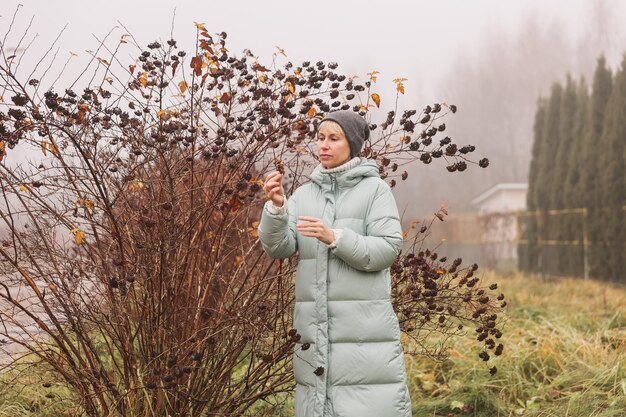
(521, 98, 547, 273)
(552, 76, 578, 276)
(580, 56, 613, 279)
(596, 55, 626, 281)
(561, 78, 589, 277)
(534, 83, 563, 276)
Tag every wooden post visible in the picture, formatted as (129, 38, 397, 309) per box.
(582, 208, 589, 280)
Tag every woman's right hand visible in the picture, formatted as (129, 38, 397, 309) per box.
(263, 171, 285, 207)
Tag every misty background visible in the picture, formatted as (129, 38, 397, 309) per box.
(2, 0, 626, 219)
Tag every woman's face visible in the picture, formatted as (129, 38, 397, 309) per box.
(316, 123, 351, 169)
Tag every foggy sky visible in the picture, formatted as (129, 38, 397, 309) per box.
(4, 1, 622, 94)
(2, 0, 626, 216)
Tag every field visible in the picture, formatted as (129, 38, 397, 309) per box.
(1, 271, 625, 416)
(406, 271, 626, 416)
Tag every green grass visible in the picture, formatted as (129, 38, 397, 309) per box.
(2, 271, 626, 416)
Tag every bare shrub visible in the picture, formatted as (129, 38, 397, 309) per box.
(0, 10, 504, 416)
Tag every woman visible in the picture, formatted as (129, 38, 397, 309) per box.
(258, 110, 412, 417)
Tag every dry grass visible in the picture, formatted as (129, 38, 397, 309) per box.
(407, 270, 626, 416)
(2, 270, 626, 416)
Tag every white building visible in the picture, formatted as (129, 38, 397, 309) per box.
(471, 183, 528, 269)
(471, 182, 528, 214)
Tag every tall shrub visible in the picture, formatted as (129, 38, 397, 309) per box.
(0, 17, 506, 416)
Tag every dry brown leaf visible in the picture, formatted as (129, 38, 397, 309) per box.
(76, 198, 96, 214)
(48, 142, 59, 156)
(219, 92, 231, 104)
(171, 60, 179, 77)
(191, 56, 203, 76)
(194, 21, 208, 32)
(200, 39, 213, 53)
(157, 109, 172, 121)
(178, 81, 188, 93)
(70, 228, 85, 245)
(368, 71, 380, 83)
(138, 73, 148, 87)
(229, 194, 241, 211)
(371, 93, 381, 108)
(129, 180, 144, 192)
(200, 72, 210, 87)
(252, 62, 269, 72)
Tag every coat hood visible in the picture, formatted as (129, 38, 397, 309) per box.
(309, 157, 380, 190)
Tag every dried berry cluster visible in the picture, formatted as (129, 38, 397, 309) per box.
(1, 31, 488, 196)
(391, 232, 506, 373)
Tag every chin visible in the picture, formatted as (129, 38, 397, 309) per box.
(320, 156, 349, 169)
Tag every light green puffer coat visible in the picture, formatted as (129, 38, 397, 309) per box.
(258, 158, 412, 417)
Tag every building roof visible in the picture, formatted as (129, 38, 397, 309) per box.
(471, 182, 528, 206)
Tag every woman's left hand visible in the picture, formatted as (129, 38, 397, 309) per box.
(297, 216, 335, 245)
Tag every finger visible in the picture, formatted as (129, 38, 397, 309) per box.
(297, 224, 315, 230)
(297, 223, 319, 230)
(297, 225, 323, 233)
(266, 180, 282, 191)
(263, 178, 276, 189)
(298, 216, 321, 222)
(264, 185, 278, 196)
(269, 185, 284, 196)
(266, 172, 283, 184)
(265, 176, 280, 187)
(265, 170, 280, 180)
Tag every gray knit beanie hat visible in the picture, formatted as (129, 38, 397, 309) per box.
(321, 110, 370, 158)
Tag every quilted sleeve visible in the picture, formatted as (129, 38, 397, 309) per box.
(257, 193, 298, 259)
(330, 181, 402, 272)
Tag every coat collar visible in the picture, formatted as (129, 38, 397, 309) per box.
(310, 157, 380, 190)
